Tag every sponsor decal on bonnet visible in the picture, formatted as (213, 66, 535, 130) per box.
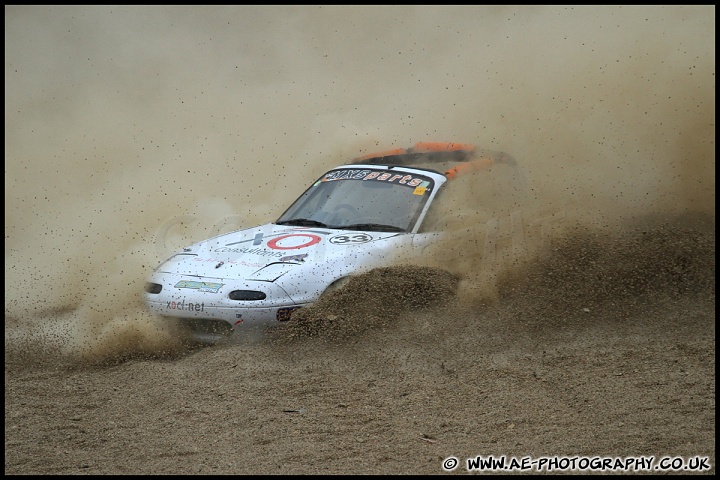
(174, 280, 224, 293)
(280, 253, 309, 262)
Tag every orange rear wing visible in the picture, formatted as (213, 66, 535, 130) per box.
(350, 141, 515, 180)
(444, 157, 495, 180)
(444, 151, 517, 180)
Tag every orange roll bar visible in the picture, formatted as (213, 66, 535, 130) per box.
(354, 147, 407, 162)
(412, 142, 476, 153)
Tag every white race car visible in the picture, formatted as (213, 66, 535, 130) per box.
(144, 142, 516, 342)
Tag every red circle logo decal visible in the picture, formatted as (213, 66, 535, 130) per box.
(267, 233, 322, 250)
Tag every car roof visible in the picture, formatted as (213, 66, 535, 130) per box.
(346, 142, 516, 180)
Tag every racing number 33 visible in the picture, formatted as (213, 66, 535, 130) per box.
(329, 234, 373, 244)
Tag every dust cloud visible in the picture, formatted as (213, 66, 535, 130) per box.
(4, 6, 715, 475)
(5, 6, 714, 359)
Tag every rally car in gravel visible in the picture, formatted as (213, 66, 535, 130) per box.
(144, 142, 516, 342)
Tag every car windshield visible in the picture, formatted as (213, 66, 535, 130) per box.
(276, 168, 435, 232)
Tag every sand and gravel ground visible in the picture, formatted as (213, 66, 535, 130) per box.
(5, 214, 714, 475)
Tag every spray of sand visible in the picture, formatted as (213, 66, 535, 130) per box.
(4, 6, 714, 362)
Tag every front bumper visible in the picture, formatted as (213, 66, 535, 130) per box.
(144, 272, 307, 330)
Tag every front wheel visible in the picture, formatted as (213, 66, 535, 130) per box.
(320, 277, 352, 299)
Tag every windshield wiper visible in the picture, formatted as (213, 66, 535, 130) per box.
(338, 223, 405, 232)
(275, 218, 329, 228)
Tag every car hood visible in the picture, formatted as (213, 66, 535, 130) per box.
(155, 223, 404, 281)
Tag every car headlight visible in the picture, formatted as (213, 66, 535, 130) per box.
(145, 282, 163, 294)
(228, 290, 267, 301)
